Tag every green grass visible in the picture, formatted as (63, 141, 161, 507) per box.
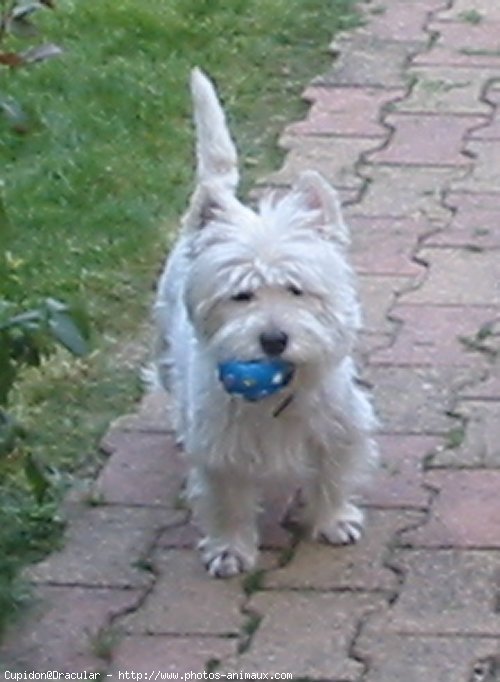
(239, 610, 263, 654)
(0, 0, 359, 637)
(242, 568, 266, 596)
(444, 425, 466, 450)
(459, 9, 483, 25)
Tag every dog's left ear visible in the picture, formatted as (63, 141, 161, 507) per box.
(292, 170, 350, 245)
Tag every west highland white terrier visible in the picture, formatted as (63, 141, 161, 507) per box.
(153, 68, 378, 578)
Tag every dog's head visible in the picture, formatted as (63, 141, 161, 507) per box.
(182, 170, 361, 376)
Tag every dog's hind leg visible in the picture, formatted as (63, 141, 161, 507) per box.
(187, 465, 259, 578)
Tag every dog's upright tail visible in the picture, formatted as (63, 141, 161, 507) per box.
(190, 67, 239, 192)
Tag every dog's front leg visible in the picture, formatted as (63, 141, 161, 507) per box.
(188, 465, 259, 578)
(301, 434, 375, 545)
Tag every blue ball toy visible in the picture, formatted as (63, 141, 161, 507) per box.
(218, 358, 295, 401)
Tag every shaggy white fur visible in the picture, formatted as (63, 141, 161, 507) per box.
(154, 68, 378, 578)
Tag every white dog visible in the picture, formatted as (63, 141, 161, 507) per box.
(153, 68, 378, 578)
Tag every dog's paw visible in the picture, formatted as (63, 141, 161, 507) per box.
(206, 550, 246, 578)
(311, 503, 364, 545)
(199, 539, 256, 579)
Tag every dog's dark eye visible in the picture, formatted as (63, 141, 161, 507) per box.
(231, 291, 254, 302)
(287, 284, 303, 297)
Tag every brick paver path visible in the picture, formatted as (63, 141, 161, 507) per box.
(2, 1, 500, 679)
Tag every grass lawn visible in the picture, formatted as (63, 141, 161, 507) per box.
(0, 0, 359, 636)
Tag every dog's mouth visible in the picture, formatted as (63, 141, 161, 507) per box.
(217, 358, 295, 402)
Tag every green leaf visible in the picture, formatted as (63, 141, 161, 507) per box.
(44, 297, 66, 313)
(0, 332, 16, 405)
(60, 298, 91, 342)
(0, 191, 9, 233)
(0, 97, 31, 134)
(0, 194, 10, 285)
(24, 451, 51, 504)
(0, 308, 43, 330)
(11, 3, 46, 20)
(47, 309, 89, 356)
(8, 11, 39, 39)
(0, 408, 20, 456)
(21, 43, 63, 64)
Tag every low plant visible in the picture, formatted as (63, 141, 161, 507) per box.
(0, 0, 91, 634)
(0, 296, 89, 476)
(0, 0, 87, 493)
(0, 0, 62, 130)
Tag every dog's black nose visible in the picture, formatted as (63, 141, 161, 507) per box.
(260, 330, 289, 356)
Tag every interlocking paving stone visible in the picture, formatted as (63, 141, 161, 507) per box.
(461, 364, 500, 399)
(268, 134, 375, 189)
(368, 114, 483, 166)
(432, 400, 500, 467)
(356, 630, 500, 682)
(481, 82, 500, 104)
(0, 585, 142, 672)
(103, 390, 175, 434)
(429, 19, 500, 53)
(427, 192, 500, 248)
(398, 66, 492, 114)
(358, 166, 464, 218)
(414, 20, 500, 68)
(220, 592, 385, 679)
(371, 304, 498, 366)
(361, 0, 444, 43)
(108, 635, 235, 675)
(414, 46, 500, 69)
(318, 34, 422, 87)
(368, 365, 479, 434)
(263, 509, 424, 592)
(438, 0, 500, 21)
(156, 519, 198, 549)
(25, 506, 173, 588)
(471, 119, 500, 140)
(452, 140, 500, 192)
(286, 86, 403, 138)
(447, 190, 500, 211)
(119, 550, 244, 636)
(349, 215, 427, 277)
(365, 434, 438, 509)
(96, 430, 186, 507)
(402, 249, 500, 305)
(358, 274, 416, 334)
(402, 471, 500, 547)
(370, 549, 500, 635)
(358, 331, 393, 362)
(471, 86, 500, 139)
